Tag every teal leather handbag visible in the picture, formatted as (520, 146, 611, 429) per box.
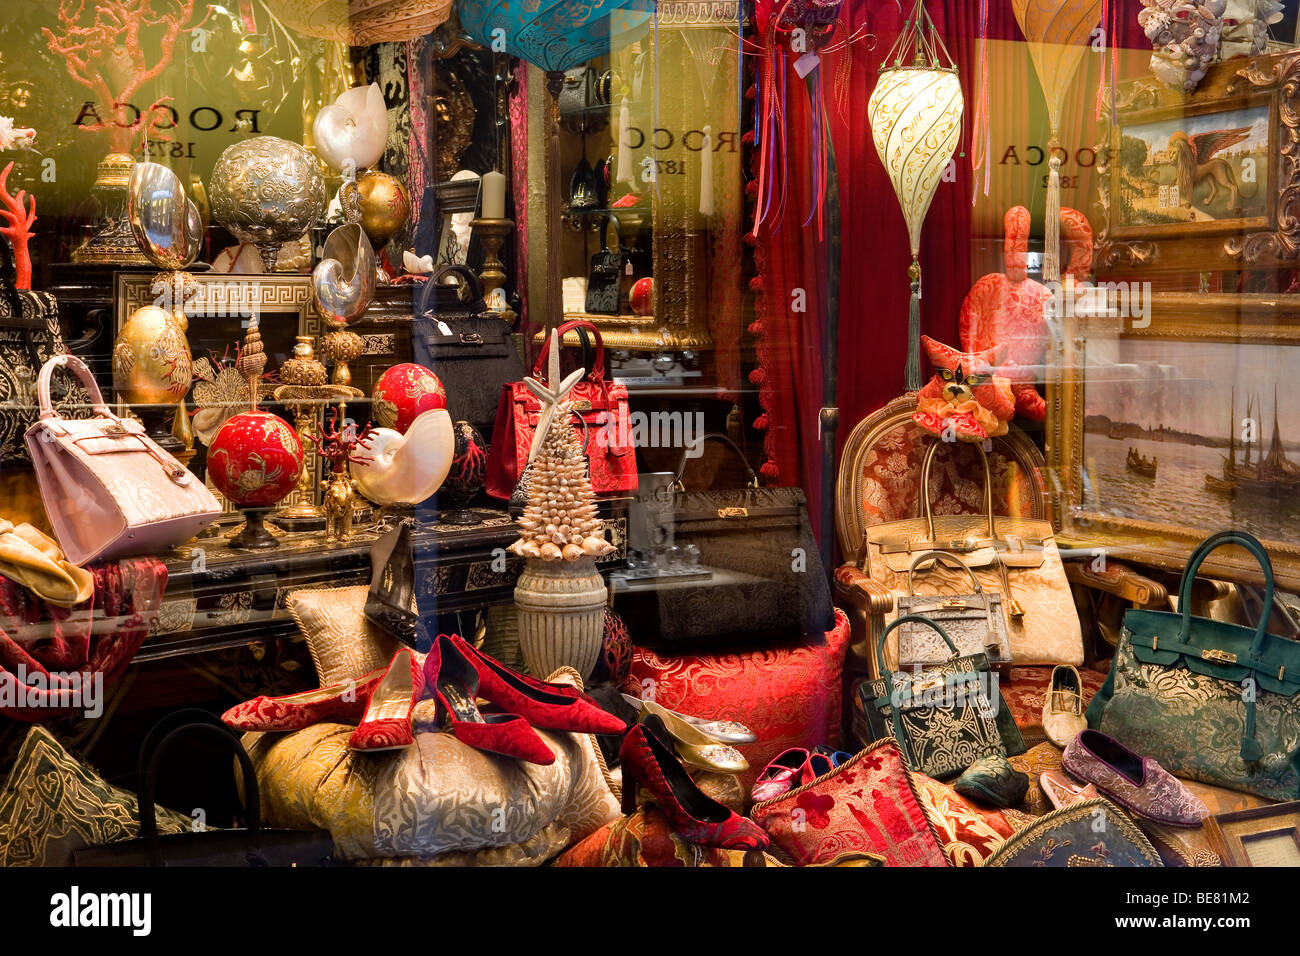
(1086, 531, 1300, 801)
(862, 614, 1023, 780)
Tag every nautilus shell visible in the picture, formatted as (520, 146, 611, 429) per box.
(313, 83, 388, 174)
(312, 223, 376, 328)
(351, 408, 455, 506)
(127, 162, 202, 270)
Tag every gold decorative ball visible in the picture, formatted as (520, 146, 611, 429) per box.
(344, 171, 411, 247)
(112, 305, 194, 405)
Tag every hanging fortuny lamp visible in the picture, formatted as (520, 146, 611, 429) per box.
(1011, 0, 1102, 283)
(868, 0, 963, 390)
(457, 0, 653, 74)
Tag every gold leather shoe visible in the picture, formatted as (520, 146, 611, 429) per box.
(637, 700, 749, 774)
(1042, 664, 1088, 749)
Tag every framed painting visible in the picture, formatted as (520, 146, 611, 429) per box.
(1205, 801, 1300, 867)
(1096, 50, 1300, 273)
(1047, 290, 1300, 591)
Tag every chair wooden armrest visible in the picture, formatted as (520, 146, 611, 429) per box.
(833, 565, 893, 679)
(1063, 558, 1167, 608)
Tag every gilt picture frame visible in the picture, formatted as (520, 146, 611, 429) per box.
(1095, 50, 1300, 274)
(1204, 801, 1300, 867)
(1046, 291, 1300, 592)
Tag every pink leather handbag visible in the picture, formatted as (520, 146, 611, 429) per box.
(24, 354, 219, 565)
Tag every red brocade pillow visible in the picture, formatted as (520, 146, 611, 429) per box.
(622, 609, 850, 790)
(749, 739, 949, 867)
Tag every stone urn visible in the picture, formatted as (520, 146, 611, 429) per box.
(514, 556, 606, 681)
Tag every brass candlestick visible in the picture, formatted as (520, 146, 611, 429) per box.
(471, 217, 516, 324)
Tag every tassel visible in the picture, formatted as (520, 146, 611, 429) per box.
(1241, 700, 1263, 762)
(699, 125, 715, 217)
(1043, 144, 1062, 284)
(617, 97, 634, 186)
(905, 258, 922, 390)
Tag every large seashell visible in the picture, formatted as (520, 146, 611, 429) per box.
(128, 161, 201, 270)
(351, 408, 455, 506)
(312, 83, 388, 174)
(313, 224, 376, 328)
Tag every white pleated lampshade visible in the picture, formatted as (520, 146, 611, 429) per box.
(867, 66, 964, 258)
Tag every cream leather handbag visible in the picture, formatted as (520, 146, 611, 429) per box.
(859, 440, 1082, 668)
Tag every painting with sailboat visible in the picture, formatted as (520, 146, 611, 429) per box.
(1081, 339, 1300, 545)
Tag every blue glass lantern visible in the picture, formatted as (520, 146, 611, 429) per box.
(458, 0, 654, 74)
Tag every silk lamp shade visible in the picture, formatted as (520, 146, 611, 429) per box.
(868, 64, 963, 389)
(457, 0, 652, 74)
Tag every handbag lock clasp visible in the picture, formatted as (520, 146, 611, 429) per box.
(1201, 648, 1237, 665)
(717, 507, 748, 518)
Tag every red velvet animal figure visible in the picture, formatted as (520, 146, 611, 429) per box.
(958, 205, 1093, 421)
(913, 336, 1015, 443)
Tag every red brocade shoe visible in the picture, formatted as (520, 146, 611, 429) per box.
(450, 634, 627, 735)
(424, 635, 556, 765)
(349, 649, 425, 752)
(222, 666, 388, 733)
(620, 715, 770, 852)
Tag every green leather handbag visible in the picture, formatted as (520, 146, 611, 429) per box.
(1086, 531, 1300, 802)
(862, 614, 1021, 780)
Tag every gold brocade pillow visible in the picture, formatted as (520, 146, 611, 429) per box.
(286, 585, 400, 685)
(241, 667, 620, 862)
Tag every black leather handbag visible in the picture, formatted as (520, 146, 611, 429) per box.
(584, 216, 624, 315)
(412, 264, 525, 434)
(75, 712, 334, 867)
(0, 242, 85, 467)
(615, 434, 834, 650)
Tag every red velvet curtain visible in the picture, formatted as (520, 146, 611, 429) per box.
(754, 0, 1147, 552)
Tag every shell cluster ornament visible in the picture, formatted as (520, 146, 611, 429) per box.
(508, 333, 615, 563)
(1139, 0, 1227, 91)
(209, 136, 328, 271)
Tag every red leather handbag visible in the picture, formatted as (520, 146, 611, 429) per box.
(486, 320, 637, 498)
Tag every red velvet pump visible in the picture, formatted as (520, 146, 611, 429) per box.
(223, 665, 388, 733)
(449, 633, 627, 735)
(349, 649, 425, 752)
(424, 635, 556, 765)
(620, 715, 770, 852)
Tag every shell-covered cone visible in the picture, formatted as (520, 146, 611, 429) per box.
(508, 400, 615, 562)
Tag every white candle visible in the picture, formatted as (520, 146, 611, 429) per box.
(481, 170, 507, 220)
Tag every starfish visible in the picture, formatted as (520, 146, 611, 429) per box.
(523, 329, 586, 465)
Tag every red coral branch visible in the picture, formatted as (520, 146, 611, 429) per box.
(0, 162, 37, 290)
(41, 0, 199, 154)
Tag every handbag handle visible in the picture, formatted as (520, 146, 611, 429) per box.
(671, 432, 760, 490)
(919, 439, 996, 544)
(1176, 530, 1277, 762)
(137, 721, 262, 866)
(534, 319, 606, 381)
(37, 353, 112, 420)
(906, 550, 983, 596)
(1178, 531, 1276, 658)
(416, 263, 484, 316)
(877, 613, 962, 679)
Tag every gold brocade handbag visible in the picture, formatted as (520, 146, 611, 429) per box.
(859, 440, 1082, 668)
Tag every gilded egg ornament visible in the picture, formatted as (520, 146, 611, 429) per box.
(341, 171, 411, 248)
(112, 305, 193, 405)
(208, 411, 305, 508)
(373, 363, 446, 433)
(209, 136, 328, 272)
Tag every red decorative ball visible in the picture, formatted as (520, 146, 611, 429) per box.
(208, 411, 304, 507)
(630, 276, 654, 316)
(373, 363, 446, 433)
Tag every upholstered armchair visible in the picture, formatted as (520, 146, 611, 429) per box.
(832, 395, 1167, 745)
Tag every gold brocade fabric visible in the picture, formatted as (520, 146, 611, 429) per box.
(0, 726, 192, 866)
(287, 585, 401, 685)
